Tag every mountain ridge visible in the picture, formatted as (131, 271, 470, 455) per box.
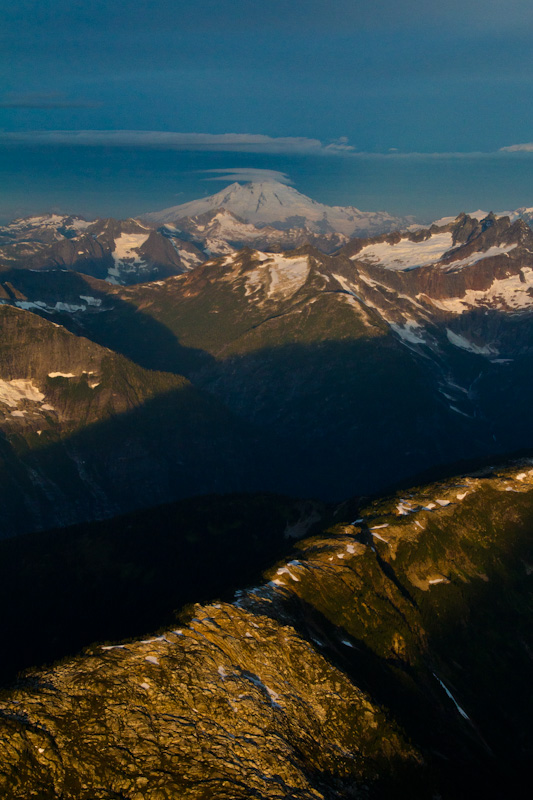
(3, 209, 533, 510)
(0, 460, 531, 798)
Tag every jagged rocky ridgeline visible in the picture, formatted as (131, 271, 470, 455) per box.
(3, 183, 533, 286)
(0, 215, 204, 284)
(3, 208, 533, 533)
(0, 463, 532, 798)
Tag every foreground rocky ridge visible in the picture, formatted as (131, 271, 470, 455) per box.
(1, 463, 532, 798)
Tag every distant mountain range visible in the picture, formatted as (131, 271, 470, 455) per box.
(0, 214, 204, 284)
(4, 182, 533, 286)
(2, 206, 533, 532)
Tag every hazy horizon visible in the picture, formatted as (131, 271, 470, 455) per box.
(3, 144, 533, 225)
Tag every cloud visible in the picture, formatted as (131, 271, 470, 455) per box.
(0, 129, 355, 155)
(2, 130, 529, 160)
(0, 93, 99, 109)
(499, 143, 533, 152)
(199, 168, 292, 184)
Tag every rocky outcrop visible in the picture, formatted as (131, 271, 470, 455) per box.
(0, 305, 257, 535)
(0, 463, 531, 798)
(0, 215, 201, 285)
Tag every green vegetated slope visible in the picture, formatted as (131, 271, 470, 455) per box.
(0, 305, 257, 535)
(64, 250, 487, 500)
(4, 239, 533, 512)
(0, 462, 531, 799)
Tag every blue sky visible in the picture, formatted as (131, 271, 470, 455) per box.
(2, 1, 533, 220)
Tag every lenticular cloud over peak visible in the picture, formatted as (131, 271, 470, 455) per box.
(200, 168, 292, 184)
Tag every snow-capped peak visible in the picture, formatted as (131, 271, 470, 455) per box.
(142, 181, 413, 237)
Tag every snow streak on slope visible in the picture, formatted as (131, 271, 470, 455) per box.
(0, 379, 45, 408)
(428, 268, 533, 312)
(445, 330, 495, 355)
(440, 244, 517, 271)
(244, 253, 311, 303)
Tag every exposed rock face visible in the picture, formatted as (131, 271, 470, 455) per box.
(0, 463, 531, 798)
(0, 215, 203, 284)
(0, 305, 255, 535)
(3, 211, 533, 510)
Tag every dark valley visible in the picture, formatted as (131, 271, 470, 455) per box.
(0, 183, 532, 799)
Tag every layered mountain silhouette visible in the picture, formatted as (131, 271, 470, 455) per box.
(1, 187, 533, 798)
(2, 208, 533, 533)
(0, 183, 415, 285)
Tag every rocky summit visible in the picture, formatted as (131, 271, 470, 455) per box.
(3, 210, 533, 534)
(0, 462, 531, 798)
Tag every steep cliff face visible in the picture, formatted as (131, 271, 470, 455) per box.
(0, 215, 203, 284)
(0, 305, 255, 535)
(0, 464, 531, 798)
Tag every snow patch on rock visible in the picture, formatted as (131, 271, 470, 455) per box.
(0, 379, 45, 408)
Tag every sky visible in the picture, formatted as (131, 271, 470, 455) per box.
(2, 1, 533, 221)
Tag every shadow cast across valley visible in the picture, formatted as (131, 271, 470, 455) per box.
(0, 491, 324, 687)
(0, 268, 216, 378)
(188, 337, 533, 501)
(6, 269, 533, 505)
(0, 379, 278, 537)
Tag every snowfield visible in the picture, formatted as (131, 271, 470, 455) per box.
(354, 233, 455, 270)
(244, 253, 310, 302)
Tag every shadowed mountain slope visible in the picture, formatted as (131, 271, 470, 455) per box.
(0, 305, 258, 535)
(3, 211, 533, 508)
